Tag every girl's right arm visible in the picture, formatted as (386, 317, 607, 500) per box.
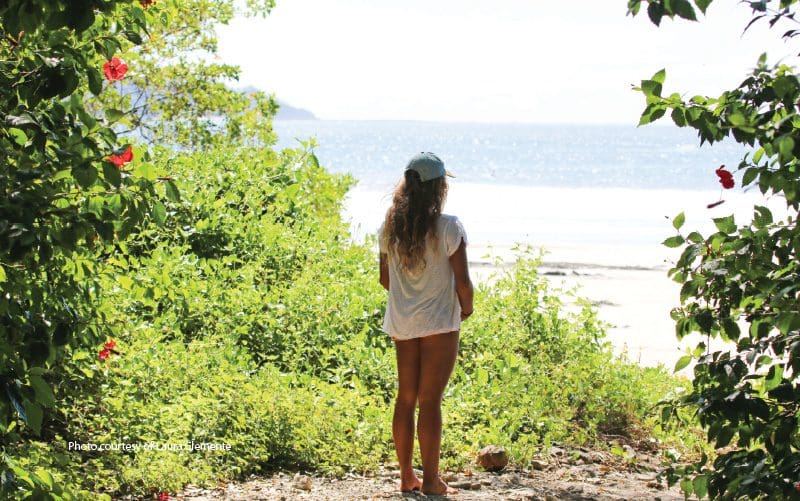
(449, 238, 474, 320)
(379, 253, 390, 291)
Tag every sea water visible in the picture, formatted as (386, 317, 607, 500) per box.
(273, 121, 746, 191)
(272, 121, 757, 255)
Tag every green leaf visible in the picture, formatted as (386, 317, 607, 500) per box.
(165, 180, 181, 202)
(778, 136, 795, 160)
(680, 478, 694, 496)
(742, 167, 759, 186)
(65, 5, 95, 33)
(309, 152, 320, 169)
(639, 105, 666, 125)
(694, 0, 712, 14)
(768, 382, 794, 401)
(777, 313, 800, 335)
(663, 235, 685, 248)
(647, 2, 665, 25)
(673, 212, 686, 230)
(722, 318, 740, 340)
(135, 162, 157, 181)
(152, 202, 167, 226)
(106, 194, 123, 216)
(77, 106, 98, 130)
(87, 69, 103, 96)
(696, 309, 714, 333)
(641, 79, 663, 98)
(100, 38, 120, 60)
(772, 76, 796, 99)
(72, 164, 98, 188)
(10, 465, 35, 488)
(693, 474, 709, 498)
(103, 162, 122, 188)
(673, 0, 698, 20)
(754, 205, 773, 228)
(8, 127, 28, 146)
(29, 375, 55, 407)
(752, 147, 764, 164)
(22, 400, 43, 434)
(105, 109, 125, 123)
(728, 111, 746, 126)
(687, 231, 704, 243)
(765, 364, 783, 391)
(124, 30, 143, 44)
(651, 68, 667, 84)
(627, 0, 642, 16)
(674, 355, 692, 372)
(53, 322, 71, 346)
(475, 368, 489, 386)
(671, 107, 686, 127)
(713, 215, 736, 234)
(660, 404, 672, 423)
(34, 468, 55, 490)
(715, 426, 735, 448)
(0, 264, 5, 283)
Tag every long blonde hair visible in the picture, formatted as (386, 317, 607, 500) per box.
(383, 169, 448, 272)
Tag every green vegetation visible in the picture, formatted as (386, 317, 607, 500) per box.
(94, 0, 278, 149)
(629, 0, 800, 498)
(5, 143, 690, 498)
(1, 0, 691, 498)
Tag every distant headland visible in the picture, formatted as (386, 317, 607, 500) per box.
(275, 101, 317, 120)
(237, 86, 317, 120)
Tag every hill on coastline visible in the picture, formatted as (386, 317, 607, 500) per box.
(238, 85, 317, 120)
(275, 100, 317, 120)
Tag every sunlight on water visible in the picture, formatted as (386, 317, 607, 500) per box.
(274, 121, 749, 191)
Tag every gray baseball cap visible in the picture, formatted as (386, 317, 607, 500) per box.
(405, 152, 455, 182)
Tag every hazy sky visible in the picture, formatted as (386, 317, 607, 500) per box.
(217, 0, 796, 123)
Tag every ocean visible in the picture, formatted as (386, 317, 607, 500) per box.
(272, 120, 760, 253)
(272, 121, 748, 191)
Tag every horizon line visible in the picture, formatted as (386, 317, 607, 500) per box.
(273, 117, 678, 127)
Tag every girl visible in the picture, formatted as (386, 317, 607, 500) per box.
(378, 152, 474, 496)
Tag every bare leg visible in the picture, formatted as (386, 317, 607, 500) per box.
(417, 331, 460, 496)
(393, 337, 422, 492)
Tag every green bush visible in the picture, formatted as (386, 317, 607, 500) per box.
(441, 253, 682, 467)
(628, 0, 800, 497)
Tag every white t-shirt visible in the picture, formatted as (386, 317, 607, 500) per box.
(378, 214, 468, 340)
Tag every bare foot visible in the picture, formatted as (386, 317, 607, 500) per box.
(399, 473, 422, 492)
(421, 477, 458, 496)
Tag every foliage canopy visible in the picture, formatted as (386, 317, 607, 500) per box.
(629, 0, 800, 497)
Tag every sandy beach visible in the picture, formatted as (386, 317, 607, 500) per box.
(346, 182, 786, 371)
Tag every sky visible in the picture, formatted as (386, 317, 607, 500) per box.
(217, 0, 797, 124)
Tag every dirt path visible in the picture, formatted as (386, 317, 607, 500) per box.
(171, 446, 684, 500)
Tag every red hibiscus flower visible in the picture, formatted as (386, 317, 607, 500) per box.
(158, 492, 170, 501)
(104, 339, 117, 350)
(715, 165, 735, 189)
(140, 0, 156, 7)
(98, 348, 111, 360)
(103, 57, 128, 82)
(108, 146, 134, 168)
